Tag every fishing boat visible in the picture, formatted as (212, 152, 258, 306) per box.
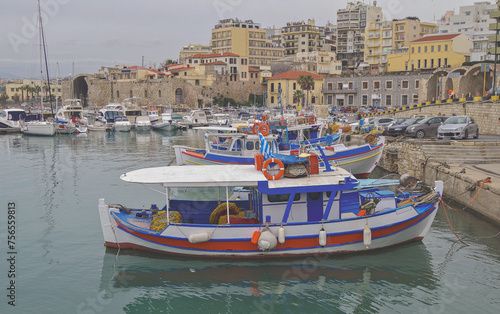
(173, 130, 381, 178)
(98, 152, 443, 257)
(113, 116, 132, 132)
(178, 109, 209, 128)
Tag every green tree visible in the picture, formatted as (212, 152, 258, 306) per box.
(297, 75, 314, 109)
(0, 92, 9, 105)
(34, 85, 41, 101)
(19, 84, 30, 102)
(293, 90, 304, 106)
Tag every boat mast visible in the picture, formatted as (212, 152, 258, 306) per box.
(38, 0, 54, 118)
(38, 0, 44, 121)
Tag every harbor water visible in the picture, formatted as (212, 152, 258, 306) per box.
(1, 129, 499, 313)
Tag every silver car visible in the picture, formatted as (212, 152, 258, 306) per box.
(437, 116, 479, 140)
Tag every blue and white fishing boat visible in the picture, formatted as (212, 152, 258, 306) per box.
(98, 155, 443, 257)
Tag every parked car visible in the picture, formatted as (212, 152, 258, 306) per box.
(437, 116, 479, 140)
(405, 116, 448, 138)
(372, 117, 395, 127)
(386, 117, 423, 137)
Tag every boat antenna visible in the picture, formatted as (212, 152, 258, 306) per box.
(38, 0, 54, 117)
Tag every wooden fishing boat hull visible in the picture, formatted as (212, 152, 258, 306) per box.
(99, 183, 442, 258)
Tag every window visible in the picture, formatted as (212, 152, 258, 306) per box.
(328, 95, 333, 105)
(195, 79, 200, 86)
(430, 59, 434, 68)
(348, 95, 354, 105)
(438, 58, 441, 67)
(424, 59, 427, 68)
(418, 60, 421, 68)
(158, 90, 161, 97)
(374, 81, 380, 90)
(386, 80, 393, 89)
(362, 95, 368, 105)
(362, 81, 368, 90)
(338, 82, 343, 90)
(386, 94, 392, 106)
(271, 96, 275, 104)
(424, 46, 427, 53)
(402, 80, 409, 89)
(117, 91, 120, 98)
(445, 44, 448, 51)
(402, 95, 408, 106)
(418, 47, 421, 53)
(431, 46, 434, 52)
(130, 90, 133, 97)
(412, 47, 415, 54)
(413, 94, 419, 103)
(415, 80, 420, 89)
(328, 83, 333, 90)
(438, 45, 441, 52)
(444, 58, 448, 66)
(246, 141, 254, 150)
(270, 83, 274, 92)
(268, 194, 301, 202)
(349, 82, 354, 89)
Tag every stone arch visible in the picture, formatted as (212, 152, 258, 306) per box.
(459, 64, 492, 97)
(72, 74, 90, 107)
(427, 69, 450, 101)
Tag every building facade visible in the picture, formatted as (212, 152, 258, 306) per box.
(179, 44, 212, 64)
(387, 34, 472, 72)
(211, 18, 283, 68)
(437, 1, 497, 61)
(323, 73, 429, 109)
(266, 71, 324, 108)
(5, 79, 63, 103)
(336, 1, 383, 68)
(281, 19, 323, 56)
(365, 18, 437, 70)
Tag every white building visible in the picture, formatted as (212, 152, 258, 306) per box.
(436, 1, 497, 61)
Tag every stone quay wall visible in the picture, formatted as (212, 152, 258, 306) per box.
(375, 138, 500, 226)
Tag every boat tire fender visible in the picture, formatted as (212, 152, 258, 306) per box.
(258, 230, 278, 251)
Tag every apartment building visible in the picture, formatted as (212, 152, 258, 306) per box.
(336, 1, 383, 68)
(211, 18, 283, 68)
(5, 79, 63, 103)
(437, 1, 497, 61)
(179, 44, 212, 64)
(281, 19, 323, 56)
(365, 18, 437, 69)
(387, 33, 472, 72)
(266, 71, 324, 107)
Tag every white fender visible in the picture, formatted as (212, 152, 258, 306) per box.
(363, 225, 372, 248)
(188, 232, 211, 244)
(319, 228, 327, 247)
(278, 227, 286, 244)
(258, 230, 278, 251)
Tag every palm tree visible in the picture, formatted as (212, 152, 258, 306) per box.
(293, 90, 304, 107)
(297, 74, 314, 109)
(34, 85, 41, 101)
(20, 84, 30, 102)
(27, 86, 35, 100)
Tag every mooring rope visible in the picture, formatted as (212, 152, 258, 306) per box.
(440, 197, 469, 246)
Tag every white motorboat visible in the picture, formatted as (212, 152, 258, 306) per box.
(0, 108, 26, 132)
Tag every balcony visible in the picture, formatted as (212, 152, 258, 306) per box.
(322, 88, 358, 94)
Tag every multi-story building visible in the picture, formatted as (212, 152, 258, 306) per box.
(437, 1, 497, 61)
(322, 22, 337, 53)
(281, 19, 323, 56)
(5, 79, 63, 103)
(211, 18, 283, 68)
(184, 52, 248, 83)
(178, 44, 212, 64)
(295, 51, 343, 76)
(266, 71, 324, 108)
(336, 1, 383, 68)
(387, 33, 472, 72)
(365, 18, 437, 69)
(323, 73, 429, 108)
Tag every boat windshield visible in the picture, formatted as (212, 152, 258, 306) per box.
(2, 110, 27, 121)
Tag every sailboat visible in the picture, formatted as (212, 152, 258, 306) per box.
(21, 0, 56, 136)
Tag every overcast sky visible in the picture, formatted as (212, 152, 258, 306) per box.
(0, 0, 481, 78)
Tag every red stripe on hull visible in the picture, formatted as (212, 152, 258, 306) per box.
(113, 205, 435, 254)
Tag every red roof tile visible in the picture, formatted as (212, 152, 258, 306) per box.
(412, 34, 461, 43)
(248, 67, 260, 72)
(201, 61, 227, 66)
(268, 71, 323, 80)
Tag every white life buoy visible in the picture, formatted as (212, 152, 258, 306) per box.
(258, 230, 278, 251)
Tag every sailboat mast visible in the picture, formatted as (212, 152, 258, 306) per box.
(39, 0, 54, 117)
(38, 0, 44, 120)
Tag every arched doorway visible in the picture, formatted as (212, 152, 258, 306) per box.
(175, 88, 184, 104)
(72, 75, 89, 107)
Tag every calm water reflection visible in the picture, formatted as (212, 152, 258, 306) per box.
(0, 129, 499, 313)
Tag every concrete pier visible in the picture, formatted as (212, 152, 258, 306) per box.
(375, 137, 500, 226)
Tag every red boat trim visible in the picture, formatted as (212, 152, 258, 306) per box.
(111, 204, 436, 254)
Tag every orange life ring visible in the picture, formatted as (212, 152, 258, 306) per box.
(308, 116, 316, 124)
(252, 123, 260, 134)
(280, 117, 286, 127)
(258, 123, 270, 136)
(262, 115, 267, 122)
(262, 158, 285, 180)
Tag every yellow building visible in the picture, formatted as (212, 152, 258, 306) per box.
(5, 79, 63, 103)
(266, 71, 324, 107)
(387, 33, 472, 72)
(281, 19, 323, 56)
(178, 44, 212, 64)
(365, 18, 437, 69)
(211, 18, 283, 68)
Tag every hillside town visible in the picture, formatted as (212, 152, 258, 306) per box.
(1, 1, 500, 112)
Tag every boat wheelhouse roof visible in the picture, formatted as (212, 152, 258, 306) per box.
(120, 164, 358, 191)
